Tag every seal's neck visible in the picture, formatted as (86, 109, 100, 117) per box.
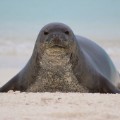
(39, 47, 70, 70)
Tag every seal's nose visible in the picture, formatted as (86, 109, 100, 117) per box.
(46, 32, 67, 47)
(45, 31, 68, 48)
(52, 34, 61, 44)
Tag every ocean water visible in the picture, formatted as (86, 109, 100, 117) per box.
(0, 38, 120, 72)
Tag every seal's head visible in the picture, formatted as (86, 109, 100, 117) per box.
(36, 23, 76, 53)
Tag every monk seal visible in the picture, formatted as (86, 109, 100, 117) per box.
(0, 23, 120, 93)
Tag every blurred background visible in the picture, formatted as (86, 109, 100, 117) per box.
(0, 0, 120, 85)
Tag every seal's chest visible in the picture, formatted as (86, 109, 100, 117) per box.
(27, 48, 89, 92)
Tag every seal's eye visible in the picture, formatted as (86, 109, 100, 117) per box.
(44, 31, 49, 35)
(65, 31, 69, 35)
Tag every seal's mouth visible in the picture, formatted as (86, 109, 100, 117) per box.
(50, 44, 67, 48)
(45, 40, 68, 49)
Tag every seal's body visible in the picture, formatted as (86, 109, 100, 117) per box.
(0, 23, 120, 93)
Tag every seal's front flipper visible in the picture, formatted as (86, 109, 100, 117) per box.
(100, 78, 120, 94)
(0, 75, 20, 92)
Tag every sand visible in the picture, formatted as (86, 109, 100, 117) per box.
(0, 93, 120, 120)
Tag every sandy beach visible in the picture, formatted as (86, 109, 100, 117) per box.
(0, 93, 120, 120)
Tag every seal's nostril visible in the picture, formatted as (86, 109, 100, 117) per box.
(65, 31, 69, 35)
(44, 31, 49, 35)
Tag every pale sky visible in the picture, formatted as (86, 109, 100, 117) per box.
(0, 0, 120, 41)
